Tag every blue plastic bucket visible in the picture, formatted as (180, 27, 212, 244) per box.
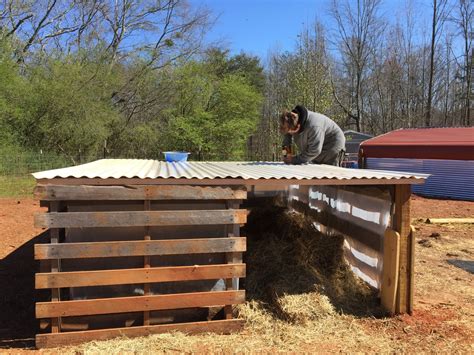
(163, 151, 190, 162)
(342, 161, 358, 169)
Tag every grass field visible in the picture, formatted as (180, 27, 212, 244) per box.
(0, 175, 36, 198)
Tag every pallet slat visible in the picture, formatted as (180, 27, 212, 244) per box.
(34, 210, 247, 228)
(35, 237, 247, 260)
(34, 185, 247, 201)
(36, 319, 244, 348)
(36, 290, 245, 318)
(36, 264, 246, 289)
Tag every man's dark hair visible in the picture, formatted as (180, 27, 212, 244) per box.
(279, 110, 299, 130)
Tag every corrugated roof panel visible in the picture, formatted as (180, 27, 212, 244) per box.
(32, 159, 428, 183)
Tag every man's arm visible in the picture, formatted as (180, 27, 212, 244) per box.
(282, 134, 292, 148)
(291, 127, 324, 164)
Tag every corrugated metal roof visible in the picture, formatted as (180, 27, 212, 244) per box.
(32, 159, 428, 183)
(360, 127, 474, 160)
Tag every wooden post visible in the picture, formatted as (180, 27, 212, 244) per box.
(392, 184, 413, 314)
(143, 199, 151, 326)
(381, 228, 400, 314)
(408, 225, 415, 314)
(49, 201, 61, 333)
(224, 200, 243, 319)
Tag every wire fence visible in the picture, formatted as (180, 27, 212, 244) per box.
(0, 150, 261, 198)
(1, 151, 83, 198)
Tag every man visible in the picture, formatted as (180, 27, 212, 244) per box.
(279, 105, 346, 166)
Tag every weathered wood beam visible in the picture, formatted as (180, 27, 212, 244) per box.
(35, 237, 247, 260)
(36, 264, 246, 289)
(34, 210, 247, 228)
(36, 290, 246, 318)
(381, 228, 400, 314)
(393, 184, 412, 314)
(34, 185, 247, 201)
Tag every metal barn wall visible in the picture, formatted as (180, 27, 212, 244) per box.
(366, 158, 474, 201)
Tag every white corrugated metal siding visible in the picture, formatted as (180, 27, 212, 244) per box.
(367, 158, 474, 201)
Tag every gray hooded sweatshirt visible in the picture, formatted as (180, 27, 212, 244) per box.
(283, 106, 345, 165)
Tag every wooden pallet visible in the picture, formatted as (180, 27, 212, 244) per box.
(34, 184, 247, 348)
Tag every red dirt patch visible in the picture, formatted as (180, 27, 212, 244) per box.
(0, 196, 472, 352)
(411, 195, 474, 220)
(0, 199, 46, 259)
(0, 198, 47, 351)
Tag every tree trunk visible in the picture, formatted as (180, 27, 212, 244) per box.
(425, 0, 438, 127)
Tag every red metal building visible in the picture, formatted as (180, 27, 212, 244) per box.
(359, 127, 474, 201)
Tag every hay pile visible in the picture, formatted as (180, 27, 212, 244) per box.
(238, 200, 381, 326)
(71, 199, 387, 353)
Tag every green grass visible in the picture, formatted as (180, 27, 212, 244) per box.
(0, 149, 79, 198)
(0, 175, 36, 198)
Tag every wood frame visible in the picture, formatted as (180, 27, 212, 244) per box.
(392, 185, 414, 314)
(34, 180, 416, 348)
(34, 184, 247, 348)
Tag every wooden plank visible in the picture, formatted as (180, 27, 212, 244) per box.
(34, 185, 247, 201)
(36, 290, 246, 318)
(34, 209, 247, 228)
(49, 201, 60, 333)
(37, 178, 426, 186)
(393, 184, 411, 314)
(36, 319, 244, 349)
(224, 201, 243, 320)
(36, 264, 246, 289)
(381, 228, 400, 315)
(426, 218, 474, 224)
(35, 237, 247, 260)
(143, 200, 151, 326)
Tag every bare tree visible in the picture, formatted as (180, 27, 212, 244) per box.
(425, 0, 449, 126)
(451, 0, 473, 125)
(329, 0, 384, 132)
(0, 0, 211, 68)
(401, 0, 416, 128)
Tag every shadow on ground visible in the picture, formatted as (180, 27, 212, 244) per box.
(447, 259, 474, 274)
(0, 231, 49, 349)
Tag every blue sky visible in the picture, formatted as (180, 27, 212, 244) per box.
(190, 0, 434, 61)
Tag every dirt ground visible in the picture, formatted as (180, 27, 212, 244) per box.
(0, 195, 472, 353)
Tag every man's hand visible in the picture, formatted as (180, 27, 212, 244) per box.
(283, 154, 293, 164)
